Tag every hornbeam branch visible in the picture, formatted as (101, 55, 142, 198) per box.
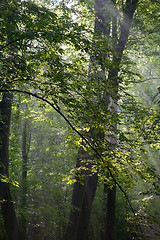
(0, 88, 135, 215)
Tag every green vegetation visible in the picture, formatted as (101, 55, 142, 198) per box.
(0, 0, 160, 240)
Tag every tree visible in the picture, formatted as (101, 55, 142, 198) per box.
(0, 0, 160, 239)
(0, 92, 21, 240)
(64, 1, 139, 239)
(0, 0, 21, 239)
(0, 1, 92, 238)
(21, 102, 31, 240)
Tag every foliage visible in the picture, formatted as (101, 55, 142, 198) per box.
(9, 97, 76, 239)
(0, 0, 160, 239)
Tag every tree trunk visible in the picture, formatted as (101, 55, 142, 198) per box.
(0, 92, 21, 240)
(104, 184, 116, 240)
(64, 1, 111, 240)
(65, 0, 139, 239)
(75, 172, 98, 240)
(102, 1, 139, 240)
(63, 153, 85, 240)
(64, 144, 98, 240)
(21, 116, 31, 240)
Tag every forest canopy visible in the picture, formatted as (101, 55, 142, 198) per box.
(0, 0, 160, 240)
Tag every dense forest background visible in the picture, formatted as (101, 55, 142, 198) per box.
(0, 0, 160, 240)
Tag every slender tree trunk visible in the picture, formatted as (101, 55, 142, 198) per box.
(0, 92, 21, 240)
(21, 117, 30, 240)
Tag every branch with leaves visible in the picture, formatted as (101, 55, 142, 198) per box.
(0, 88, 136, 215)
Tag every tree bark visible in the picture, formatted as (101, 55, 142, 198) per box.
(75, 172, 98, 240)
(103, 184, 116, 240)
(63, 152, 85, 240)
(0, 92, 21, 240)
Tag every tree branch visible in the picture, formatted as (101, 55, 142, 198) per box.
(0, 88, 135, 215)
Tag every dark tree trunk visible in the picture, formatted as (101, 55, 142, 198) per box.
(0, 92, 21, 240)
(63, 153, 85, 240)
(75, 173, 98, 240)
(64, 145, 99, 240)
(105, 185, 116, 240)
